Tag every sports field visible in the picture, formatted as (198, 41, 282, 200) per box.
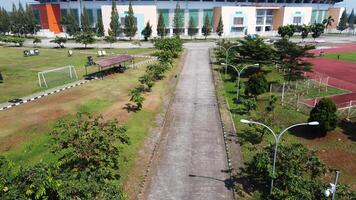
(0, 47, 154, 103)
(305, 44, 356, 107)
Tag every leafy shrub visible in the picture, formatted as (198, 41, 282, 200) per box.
(0, 35, 25, 46)
(308, 98, 338, 134)
(129, 88, 144, 110)
(245, 73, 268, 96)
(50, 36, 67, 48)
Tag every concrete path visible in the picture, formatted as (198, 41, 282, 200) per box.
(145, 43, 233, 200)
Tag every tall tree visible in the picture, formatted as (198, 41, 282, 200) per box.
(348, 9, 355, 33)
(202, 14, 211, 39)
(0, 8, 10, 34)
(17, 2, 26, 35)
(141, 21, 152, 41)
(187, 16, 197, 39)
(301, 25, 310, 41)
(309, 98, 338, 134)
(25, 4, 39, 35)
(311, 23, 324, 40)
(274, 38, 315, 81)
(124, 2, 137, 40)
(337, 9, 348, 33)
(109, 0, 120, 38)
(80, 7, 92, 33)
(216, 16, 224, 37)
(173, 2, 183, 36)
(96, 14, 105, 37)
(322, 15, 334, 32)
(65, 9, 80, 36)
(157, 13, 166, 38)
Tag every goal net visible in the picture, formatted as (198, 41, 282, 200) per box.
(38, 66, 78, 88)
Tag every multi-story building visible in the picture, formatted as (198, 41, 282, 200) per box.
(32, 0, 344, 37)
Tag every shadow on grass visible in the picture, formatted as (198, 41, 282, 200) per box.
(338, 120, 356, 142)
(122, 103, 138, 113)
(289, 126, 327, 140)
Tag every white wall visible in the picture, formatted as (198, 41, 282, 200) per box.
(282, 7, 313, 25)
(221, 6, 256, 36)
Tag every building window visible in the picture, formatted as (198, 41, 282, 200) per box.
(231, 27, 244, 32)
(256, 17, 264, 25)
(266, 16, 273, 25)
(233, 17, 244, 25)
(256, 26, 262, 32)
(265, 26, 271, 32)
(293, 16, 302, 24)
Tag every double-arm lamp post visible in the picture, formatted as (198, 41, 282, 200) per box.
(221, 63, 259, 102)
(219, 45, 240, 78)
(240, 119, 319, 195)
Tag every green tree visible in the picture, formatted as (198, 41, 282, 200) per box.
(173, 2, 183, 36)
(80, 7, 92, 33)
(124, 2, 137, 40)
(25, 4, 39, 35)
(202, 14, 212, 39)
(141, 21, 152, 41)
(278, 25, 295, 39)
(75, 32, 95, 48)
(33, 37, 41, 47)
(245, 143, 327, 199)
(322, 15, 334, 32)
(50, 113, 129, 199)
(187, 16, 197, 39)
(109, 0, 120, 38)
(337, 9, 348, 33)
(0, 8, 11, 34)
(104, 35, 116, 48)
(274, 38, 314, 81)
(348, 9, 355, 33)
(236, 35, 275, 66)
(157, 13, 166, 38)
(50, 36, 67, 48)
(65, 9, 80, 36)
(139, 74, 155, 91)
(310, 23, 324, 40)
(301, 25, 310, 41)
(129, 88, 144, 110)
(245, 73, 268, 96)
(216, 16, 224, 37)
(309, 98, 338, 134)
(96, 14, 105, 37)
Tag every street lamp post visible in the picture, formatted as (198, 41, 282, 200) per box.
(324, 171, 340, 200)
(221, 63, 258, 102)
(240, 119, 319, 195)
(219, 45, 240, 78)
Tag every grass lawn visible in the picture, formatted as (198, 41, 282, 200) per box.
(217, 65, 356, 191)
(324, 51, 356, 62)
(0, 46, 155, 103)
(0, 49, 182, 198)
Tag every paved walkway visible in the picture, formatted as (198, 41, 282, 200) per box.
(145, 43, 233, 200)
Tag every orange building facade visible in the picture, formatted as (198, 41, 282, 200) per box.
(32, 4, 62, 33)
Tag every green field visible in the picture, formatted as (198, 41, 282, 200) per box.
(325, 51, 356, 62)
(0, 46, 154, 103)
(217, 65, 356, 191)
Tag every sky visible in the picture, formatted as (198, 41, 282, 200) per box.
(1, 0, 356, 12)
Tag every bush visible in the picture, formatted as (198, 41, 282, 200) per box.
(139, 74, 155, 91)
(245, 73, 268, 96)
(308, 98, 338, 134)
(0, 35, 25, 46)
(129, 88, 144, 110)
(50, 36, 67, 48)
(153, 37, 183, 58)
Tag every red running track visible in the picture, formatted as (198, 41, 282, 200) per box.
(304, 44, 356, 107)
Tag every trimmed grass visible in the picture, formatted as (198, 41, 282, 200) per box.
(217, 64, 356, 190)
(324, 51, 356, 62)
(0, 46, 154, 103)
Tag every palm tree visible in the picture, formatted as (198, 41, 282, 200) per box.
(323, 16, 334, 33)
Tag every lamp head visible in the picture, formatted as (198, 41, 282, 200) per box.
(253, 63, 259, 66)
(324, 189, 331, 197)
(308, 121, 319, 126)
(240, 119, 251, 124)
(221, 63, 227, 66)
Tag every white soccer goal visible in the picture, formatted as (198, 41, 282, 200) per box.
(38, 66, 78, 88)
